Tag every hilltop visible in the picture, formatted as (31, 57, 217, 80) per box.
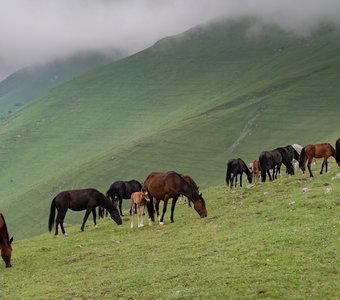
(0, 18, 340, 239)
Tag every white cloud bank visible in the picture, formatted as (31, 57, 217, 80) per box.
(1, 0, 340, 79)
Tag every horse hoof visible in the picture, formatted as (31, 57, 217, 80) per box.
(63, 233, 68, 237)
(94, 225, 98, 229)
(159, 222, 164, 226)
(130, 224, 134, 229)
(138, 224, 144, 228)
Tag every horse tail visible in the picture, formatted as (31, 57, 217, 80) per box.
(259, 153, 268, 182)
(48, 197, 56, 232)
(299, 147, 306, 169)
(226, 161, 231, 186)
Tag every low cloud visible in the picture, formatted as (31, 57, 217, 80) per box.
(1, 0, 340, 79)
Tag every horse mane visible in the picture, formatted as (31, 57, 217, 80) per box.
(239, 158, 251, 176)
(0, 213, 11, 244)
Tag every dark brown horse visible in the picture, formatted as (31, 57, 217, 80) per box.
(0, 213, 13, 268)
(106, 180, 142, 216)
(226, 158, 252, 188)
(275, 145, 300, 176)
(259, 150, 282, 182)
(299, 143, 336, 177)
(48, 188, 122, 236)
(143, 171, 207, 225)
(336, 138, 340, 166)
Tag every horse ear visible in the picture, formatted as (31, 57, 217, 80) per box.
(9, 237, 13, 245)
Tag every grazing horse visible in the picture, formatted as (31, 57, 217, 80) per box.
(48, 188, 122, 236)
(226, 158, 252, 188)
(106, 180, 142, 216)
(259, 150, 282, 182)
(336, 138, 340, 167)
(275, 145, 300, 175)
(299, 143, 336, 177)
(181, 175, 200, 207)
(143, 171, 207, 225)
(251, 159, 261, 184)
(130, 191, 150, 228)
(0, 213, 13, 268)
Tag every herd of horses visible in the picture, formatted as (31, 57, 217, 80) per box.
(1, 139, 339, 268)
(226, 139, 340, 188)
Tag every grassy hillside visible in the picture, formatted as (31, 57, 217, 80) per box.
(0, 52, 123, 120)
(1, 166, 339, 299)
(0, 18, 340, 239)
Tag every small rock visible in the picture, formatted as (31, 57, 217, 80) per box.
(325, 187, 333, 193)
(302, 188, 311, 193)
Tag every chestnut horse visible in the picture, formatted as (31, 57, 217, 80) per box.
(226, 158, 252, 188)
(299, 143, 336, 177)
(251, 160, 261, 184)
(143, 171, 207, 225)
(48, 188, 122, 236)
(336, 138, 340, 166)
(130, 191, 150, 228)
(0, 213, 13, 268)
(181, 175, 199, 207)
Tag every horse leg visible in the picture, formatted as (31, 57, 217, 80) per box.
(155, 199, 161, 223)
(55, 209, 67, 236)
(118, 196, 124, 216)
(307, 158, 314, 177)
(138, 205, 144, 228)
(170, 197, 179, 223)
(92, 209, 97, 228)
(240, 173, 243, 187)
(130, 201, 134, 228)
(160, 196, 170, 225)
(320, 157, 328, 174)
(267, 169, 272, 181)
(80, 208, 92, 231)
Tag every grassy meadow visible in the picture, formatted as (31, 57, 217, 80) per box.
(0, 18, 340, 240)
(1, 162, 339, 299)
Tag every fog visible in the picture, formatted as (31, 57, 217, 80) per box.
(1, 0, 340, 80)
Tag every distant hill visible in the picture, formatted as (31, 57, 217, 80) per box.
(0, 17, 340, 239)
(0, 51, 125, 120)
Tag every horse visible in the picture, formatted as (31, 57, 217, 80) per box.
(130, 191, 150, 228)
(336, 138, 340, 166)
(143, 171, 207, 225)
(275, 145, 300, 176)
(259, 149, 282, 182)
(48, 188, 122, 236)
(226, 158, 252, 188)
(251, 159, 261, 184)
(0, 213, 13, 268)
(299, 143, 336, 177)
(106, 180, 142, 216)
(181, 175, 200, 207)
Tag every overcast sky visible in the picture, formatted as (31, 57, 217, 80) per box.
(1, 0, 340, 80)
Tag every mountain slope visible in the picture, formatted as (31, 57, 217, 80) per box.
(0, 18, 340, 239)
(0, 52, 124, 120)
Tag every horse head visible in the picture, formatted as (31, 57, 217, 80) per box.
(110, 204, 122, 225)
(1, 237, 13, 268)
(192, 193, 207, 218)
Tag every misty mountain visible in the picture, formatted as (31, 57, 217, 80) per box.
(0, 51, 125, 120)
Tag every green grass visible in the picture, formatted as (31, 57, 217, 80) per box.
(0, 18, 340, 239)
(1, 163, 339, 299)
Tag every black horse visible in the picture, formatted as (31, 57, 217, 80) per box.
(336, 138, 340, 166)
(48, 188, 122, 236)
(226, 158, 252, 188)
(275, 145, 300, 175)
(259, 150, 282, 182)
(106, 180, 142, 216)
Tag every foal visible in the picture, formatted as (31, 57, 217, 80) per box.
(130, 190, 150, 228)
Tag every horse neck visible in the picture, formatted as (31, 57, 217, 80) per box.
(99, 196, 113, 212)
(182, 182, 199, 201)
(0, 215, 10, 245)
(240, 160, 251, 176)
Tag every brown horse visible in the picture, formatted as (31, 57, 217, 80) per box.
(130, 191, 150, 228)
(299, 143, 336, 177)
(181, 175, 200, 207)
(48, 188, 122, 236)
(143, 171, 207, 225)
(251, 160, 261, 184)
(0, 213, 13, 268)
(336, 138, 340, 166)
